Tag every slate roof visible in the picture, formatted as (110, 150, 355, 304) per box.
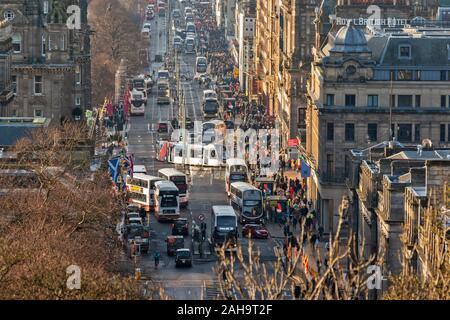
(377, 36, 450, 66)
(0, 118, 50, 147)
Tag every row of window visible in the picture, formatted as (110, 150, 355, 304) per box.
(11, 71, 82, 95)
(439, 124, 450, 142)
(373, 69, 450, 81)
(397, 44, 450, 60)
(326, 123, 422, 143)
(325, 94, 450, 108)
(11, 33, 66, 55)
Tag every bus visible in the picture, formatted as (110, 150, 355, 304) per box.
(229, 182, 264, 224)
(133, 76, 145, 92)
(186, 22, 196, 35)
(202, 98, 219, 118)
(196, 56, 207, 74)
(202, 120, 226, 144)
(157, 69, 170, 80)
(126, 173, 162, 212)
(154, 180, 180, 221)
(211, 205, 238, 251)
(185, 36, 196, 54)
(130, 88, 146, 116)
(225, 158, 249, 196)
(156, 79, 170, 104)
(158, 168, 189, 207)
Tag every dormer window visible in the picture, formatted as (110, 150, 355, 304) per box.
(399, 45, 411, 59)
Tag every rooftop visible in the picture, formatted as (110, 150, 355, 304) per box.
(0, 117, 51, 148)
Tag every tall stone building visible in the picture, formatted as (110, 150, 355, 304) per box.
(347, 142, 450, 280)
(0, 19, 14, 116)
(305, 23, 450, 234)
(254, 0, 319, 148)
(0, 0, 91, 122)
(235, 0, 256, 96)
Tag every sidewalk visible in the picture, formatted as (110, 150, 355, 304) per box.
(267, 220, 324, 279)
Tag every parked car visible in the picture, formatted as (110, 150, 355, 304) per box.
(172, 218, 189, 236)
(175, 248, 192, 267)
(128, 217, 143, 226)
(123, 224, 150, 254)
(242, 224, 269, 239)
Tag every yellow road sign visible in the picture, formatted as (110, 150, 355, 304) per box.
(233, 67, 239, 78)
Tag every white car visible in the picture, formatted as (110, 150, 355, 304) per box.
(143, 22, 151, 30)
(203, 89, 217, 101)
(128, 217, 143, 226)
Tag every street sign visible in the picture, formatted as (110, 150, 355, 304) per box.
(288, 139, 298, 147)
(197, 214, 205, 222)
(233, 67, 239, 78)
(130, 185, 143, 193)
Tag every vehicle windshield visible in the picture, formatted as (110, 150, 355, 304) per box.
(203, 123, 215, 131)
(126, 225, 144, 238)
(177, 250, 191, 258)
(133, 95, 143, 100)
(161, 194, 178, 207)
(243, 203, 262, 216)
(204, 101, 218, 111)
(158, 71, 169, 79)
(230, 173, 246, 182)
(175, 220, 187, 227)
(134, 80, 144, 88)
(216, 216, 236, 230)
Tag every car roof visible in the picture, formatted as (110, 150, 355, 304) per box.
(177, 248, 190, 252)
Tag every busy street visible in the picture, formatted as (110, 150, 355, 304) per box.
(123, 0, 286, 299)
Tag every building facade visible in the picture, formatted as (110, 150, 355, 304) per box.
(254, 0, 319, 148)
(235, 0, 256, 96)
(348, 142, 450, 281)
(305, 23, 450, 234)
(0, 19, 14, 116)
(0, 0, 91, 122)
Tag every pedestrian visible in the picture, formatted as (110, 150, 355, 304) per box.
(283, 223, 290, 237)
(318, 225, 324, 240)
(292, 216, 298, 231)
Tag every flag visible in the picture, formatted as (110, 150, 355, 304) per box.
(123, 89, 130, 120)
(301, 160, 310, 178)
(159, 142, 168, 161)
(108, 157, 120, 182)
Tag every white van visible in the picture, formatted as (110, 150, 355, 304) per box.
(133, 165, 147, 175)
